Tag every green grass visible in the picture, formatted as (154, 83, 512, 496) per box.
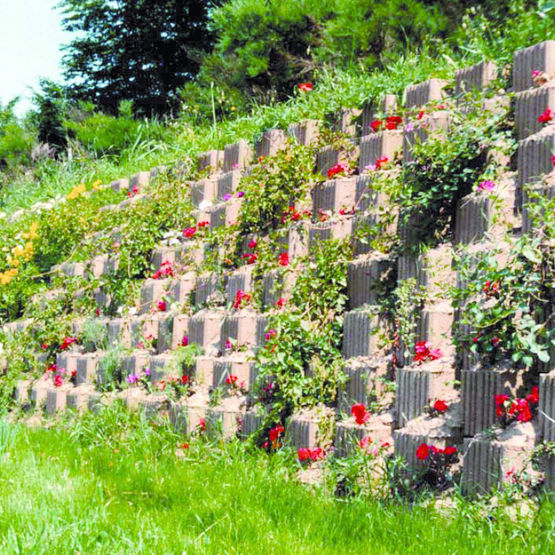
(0, 407, 553, 554)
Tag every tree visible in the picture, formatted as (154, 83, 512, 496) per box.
(58, 0, 218, 115)
(32, 79, 68, 155)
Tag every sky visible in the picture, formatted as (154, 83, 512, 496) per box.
(0, 0, 70, 115)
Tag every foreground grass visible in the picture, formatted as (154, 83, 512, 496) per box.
(0, 408, 553, 554)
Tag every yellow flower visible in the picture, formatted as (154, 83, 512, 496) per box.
(67, 183, 86, 200)
(92, 180, 103, 191)
(0, 268, 18, 285)
(22, 221, 39, 240)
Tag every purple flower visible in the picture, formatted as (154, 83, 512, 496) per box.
(405, 122, 414, 133)
(236, 191, 245, 198)
(127, 374, 139, 384)
(478, 180, 495, 192)
(144, 368, 151, 376)
(223, 193, 232, 201)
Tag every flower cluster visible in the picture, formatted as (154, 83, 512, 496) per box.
(370, 115, 403, 133)
(152, 260, 174, 279)
(363, 156, 389, 173)
(60, 336, 77, 351)
(263, 423, 285, 450)
(183, 221, 209, 239)
(127, 185, 139, 198)
(127, 367, 151, 387)
(477, 180, 495, 192)
(351, 403, 371, 425)
(414, 341, 442, 365)
(327, 162, 351, 179)
(233, 289, 251, 310)
(495, 387, 539, 425)
(280, 205, 311, 224)
(298, 82, 313, 92)
(298, 447, 325, 462)
(278, 252, 289, 266)
(357, 436, 391, 457)
(416, 442, 457, 460)
(428, 399, 449, 416)
(538, 108, 554, 124)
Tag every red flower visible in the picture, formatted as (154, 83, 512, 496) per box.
(242, 253, 258, 264)
(181, 375, 189, 384)
(327, 162, 350, 179)
(269, 424, 285, 443)
(183, 226, 197, 238)
(182, 442, 189, 449)
(417, 111, 425, 120)
(552, 154, 555, 167)
(433, 399, 448, 414)
(358, 436, 372, 451)
(276, 298, 285, 309)
(226, 374, 238, 386)
(54, 374, 63, 388)
(298, 82, 313, 92)
(60, 336, 77, 351)
(298, 448, 312, 461)
(197, 221, 210, 228)
(157, 300, 167, 312)
(351, 403, 370, 425)
(385, 115, 403, 130)
(374, 156, 389, 170)
(181, 335, 189, 347)
(538, 108, 553, 124)
(443, 446, 457, 456)
(371, 120, 383, 132)
(310, 448, 325, 461)
(248, 240, 257, 249)
(278, 252, 289, 266)
(265, 329, 277, 341)
(198, 418, 206, 432)
(414, 341, 443, 364)
(415, 443, 430, 460)
(526, 386, 539, 405)
(233, 289, 251, 309)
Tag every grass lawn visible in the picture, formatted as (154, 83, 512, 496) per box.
(0, 406, 553, 554)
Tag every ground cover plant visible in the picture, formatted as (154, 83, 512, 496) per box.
(0, 405, 554, 554)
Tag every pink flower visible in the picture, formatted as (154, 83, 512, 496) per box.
(181, 336, 189, 347)
(358, 436, 372, 451)
(157, 300, 167, 312)
(183, 227, 196, 238)
(233, 289, 251, 309)
(478, 180, 495, 192)
(225, 339, 232, 350)
(265, 329, 277, 341)
(236, 191, 245, 198)
(414, 341, 442, 364)
(276, 298, 285, 309)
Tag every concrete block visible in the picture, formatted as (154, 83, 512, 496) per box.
(45, 387, 71, 415)
(286, 408, 334, 449)
(30, 380, 51, 409)
(191, 178, 217, 207)
(169, 393, 208, 434)
(167, 273, 196, 305)
(404, 79, 447, 110)
(106, 318, 131, 347)
(416, 302, 454, 349)
(188, 309, 225, 356)
(193, 273, 225, 308)
(354, 173, 392, 214)
(403, 112, 450, 164)
(15, 380, 31, 406)
(513, 40, 555, 93)
(150, 245, 183, 271)
(191, 356, 216, 387)
(139, 279, 169, 314)
(138, 395, 168, 419)
(213, 355, 255, 389)
(360, 95, 398, 137)
(455, 61, 498, 94)
(288, 119, 320, 146)
(515, 84, 555, 140)
(56, 352, 81, 376)
(206, 396, 245, 439)
(111, 178, 129, 192)
(261, 269, 295, 308)
(58, 261, 86, 278)
(198, 150, 224, 175)
(342, 308, 382, 358)
(66, 386, 94, 413)
(308, 218, 354, 252)
(347, 254, 395, 309)
(255, 129, 288, 158)
(130, 171, 150, 189)
(220, 312, 264, 352)
(275, 224, 309, 259)
(240, 410, 265, 437)
(76, 353, 100, 386)
(359, 131, 403, 172)
(316, 144, 354, 177)
(395, 360, 456, 427)
(518, 127, 555, 191)
(223, 140, 252, 172)
(121, 352, 151, 380)
(311, 177, 357, 218)
(89, 255, 119, 278)
(334, 418, 392, 457)
(462, 368, 522, 436)
(216, 170, 242, 200)
(225, 266, 255, 307)
(169, 314, 189, 351)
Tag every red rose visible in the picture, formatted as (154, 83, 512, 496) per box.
(298, 448, 312, 461)
(433, 399, 448, 414)
(526, 386, 539, 405)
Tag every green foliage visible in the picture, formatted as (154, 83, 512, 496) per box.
(0, 100, 35, 169)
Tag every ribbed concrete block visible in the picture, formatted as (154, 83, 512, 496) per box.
(119, 388, 148, 411)
(111, 178, 129, 192)
(360, 95, 398, 137)
(316, 145, 344, 177)
(76, 353, 100, 386)
(338, 359, 389, 413)
(262, 270, 286, 308)
(359, 131, 403, 171)
(223, 140, 252, 172)
(352, 213, 380, 257)
(169, 394, 208, 434)
(539, 370, 555, 441)
(404, 79, 447, 110)
(225, 198, 243, 227)
(286, 409, 334, 449)
(308, 218, 353, 252)
(151, 245, 184, 270)
(206, 397, 245, 439)
(354, 173, 392, 214)
(130, 171, 150, 189)
(455, 61, 498, 94)
(206, 202, 226, 228)
(334, 420, 392, 457)
(311, 177, 357, 218)
(517, 127, 555, 188)
(129, 315, 161, 349)
(139, 278, 169, 314)
(225, 266, 255, 306)
(192, 356, 216, 387)
(193, 273, 224, 308)
(288, 119, 320, 146)
(169, 314, 189, 351)
(198, 150, 224, 175)
(330, 108, 362, 137)
(213, 355, 255, 389)
(347, 254, 395, 309)
(106, 318, 131, 347)
(417, 302, 454, 348)
(148, 353, 175, 382)
(515, 85, 555, 140)
(276, 225, 309, 259)
(513, 40, 555, 93)
(30, 381, 51, 409)
(240, 410, 265, 437)
(403, 112, 450, 164)
(216, 170, 242, 200)
(462, 368, 521, 436)
(455, 185, 517, 244)
(167, 273, 196, 305)
(58, 261, 86, 278)
(15, 380, 31, 406)
(220, 312, 264, 352)
(66, 386, 94, 413)
(395, 362, 456, 427)
(255, 129, 288, 158)
(56, 352, 81, 376)
(46, 387, 70, 415)
(138, 395, 168, 419)
(522, 182, 555, 233)
(188, 309, 225, 355)
(89, 255, 119, 278)
(121, 352, 151, 379)
(342, 308, 381, 358)
(191, 178, 217, 207)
